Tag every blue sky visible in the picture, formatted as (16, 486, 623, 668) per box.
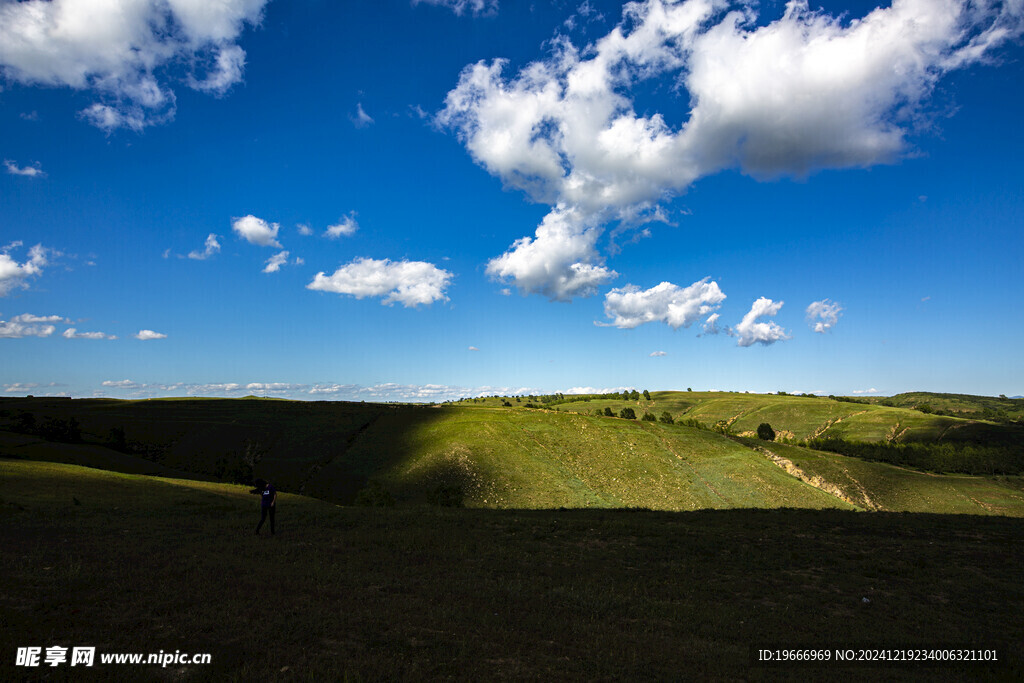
(1, 0, 1022, 401)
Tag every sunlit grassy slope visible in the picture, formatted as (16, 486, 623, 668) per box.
(753, 441, 1024, 516)
(476, 391, 1020, 443)
(2, 393, 1020, 514)
(313, 407, 851, 510)
(4, 459, 1024, 680)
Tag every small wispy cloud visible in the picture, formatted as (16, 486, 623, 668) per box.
(4, 160, 45, 178)
(649, 351, 667, 357)
(852, 388, 879, 394)
(263, 251, 289, 273)
(806, 299, 843, 333)
(412, 0, 497, 17)
(188, 233, 221, 260)
(468, 346, 480, 351)
(351, 103, 374, 128)
(135, 330, 167, 340)
(63, 328, 117, 340)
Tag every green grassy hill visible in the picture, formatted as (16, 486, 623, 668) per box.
(751, 440, 1024, 516)
(2, 393, 1021, 515)
(3, 459, 1023, 680)
(536, 390, 1022, 444)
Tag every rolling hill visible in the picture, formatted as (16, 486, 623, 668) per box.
(1, 392, 1021, 515)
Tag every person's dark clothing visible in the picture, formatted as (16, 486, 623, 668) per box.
(259, 483, 276, 508)
(250, 482, 276, 535)
(256, 505, 275, 535)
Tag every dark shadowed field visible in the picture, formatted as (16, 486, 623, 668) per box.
(2, 460, 1022, 681)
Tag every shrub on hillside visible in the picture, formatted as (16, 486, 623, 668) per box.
(619, 408, 636, 420)
(659, 411, 674, 424)
(38, 417, 81, 443)
(428, 484, 465, 508)
(13, 412, 37, 434)
(354, 481, 395, 507)
(604, 407, 614, 417)
(757, 423, 776, 441)
(641, 412, 656, 422)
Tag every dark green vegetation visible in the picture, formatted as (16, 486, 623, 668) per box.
(2, 459, 1022, 681)
(1, 391, 1021, 515)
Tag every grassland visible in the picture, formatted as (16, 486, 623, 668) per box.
(750, 440, 1024, 515)
(2, 392, 1022, 516)
(3, 459, 1022, 681)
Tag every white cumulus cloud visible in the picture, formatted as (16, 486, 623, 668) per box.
(0, 0, 268, 131)
(806, 299, 843, 333)
(732, 297, 790, 347)
(440, 0, 1024, 299)
(0, 313, 65, 338)
(188, 233, 221, 260)
(325, 213, 359, 239)
(135, 329, 167, 340)
(649, 350, 667, 357)
(232, 215, 282, 248)
(0, 243, 49, 296)
(485, 207, 616, 300)
(307, 257, 453, 307)
(599, 277, 725, 329)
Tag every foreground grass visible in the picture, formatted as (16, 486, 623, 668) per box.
(2, 460, 1022, 681)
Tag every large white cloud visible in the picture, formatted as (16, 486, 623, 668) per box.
(0, 243, 49, 296)
(307, 257, 453, 307)
(440, 0, 1024, 298)
(232, 215, 282, 248)
(806, 299, 843, 333)
(0, 313, 65, 338)
(485, 207, 615, 300)
(0, 0, 268, 131)
(733, 297, 790, 347)
(599, 277, 726, 329)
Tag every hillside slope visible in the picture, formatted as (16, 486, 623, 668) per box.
(2, 395, 1021, 515)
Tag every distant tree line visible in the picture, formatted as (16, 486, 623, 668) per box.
(9, 412, 83, 444)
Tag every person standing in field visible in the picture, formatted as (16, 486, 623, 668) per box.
(250, 478, 277, 535)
